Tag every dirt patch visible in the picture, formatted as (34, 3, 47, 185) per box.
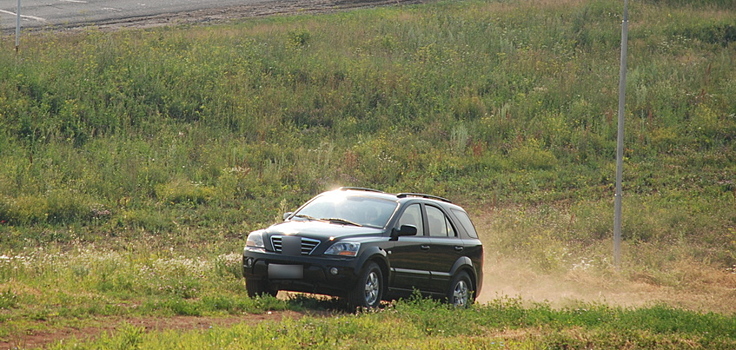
(0, 311, 306, 350)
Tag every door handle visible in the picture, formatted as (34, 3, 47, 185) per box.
(420, 245, 430, 250)
(454, 246, 464, 252)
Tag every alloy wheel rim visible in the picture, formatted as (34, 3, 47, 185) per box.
(364, 271, 380, 305)
(453, 280, 469, 307)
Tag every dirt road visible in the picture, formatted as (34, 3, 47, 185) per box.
(2, 0, 426, 33)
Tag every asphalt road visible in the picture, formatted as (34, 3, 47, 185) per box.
(0, 0, 280, 30)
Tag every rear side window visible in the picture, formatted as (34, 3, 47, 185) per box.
(451, 209, 478, 239)
(426, 205, 456, 237)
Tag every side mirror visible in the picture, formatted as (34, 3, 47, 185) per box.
(391, 224, 417, 240)
(283, 212, 293, 221)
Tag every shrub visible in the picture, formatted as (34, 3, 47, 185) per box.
(46, 190, 95, 224)
(121, 209, 174, 233)
(1, 195, 48, 225)
(509, 139, 559, 170)
(155, 179, 215, 205)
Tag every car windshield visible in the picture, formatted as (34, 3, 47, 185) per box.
(293, 193, 398, 228)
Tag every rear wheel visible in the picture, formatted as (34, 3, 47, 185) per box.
(245, 278, 278, 298)
(348, 262, 383, 308)
(447, 271, 474, 307)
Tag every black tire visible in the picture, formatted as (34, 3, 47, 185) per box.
(447, 271, 474, 307)
(348, 262, 383, 308)
(245, 278, 278, 298)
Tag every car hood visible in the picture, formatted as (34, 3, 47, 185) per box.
(264, 220, 384, 240)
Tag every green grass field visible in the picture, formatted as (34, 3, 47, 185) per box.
(1, 0, 735, 348)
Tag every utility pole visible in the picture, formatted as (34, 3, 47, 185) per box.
(16, 0, 21, 52)
(614, 0, 630, 269)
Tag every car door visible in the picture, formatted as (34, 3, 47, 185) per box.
(424, 205, 466, 294)
(387, 203, 431, 292)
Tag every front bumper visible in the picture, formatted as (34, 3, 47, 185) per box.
(243, 250, 361, 296)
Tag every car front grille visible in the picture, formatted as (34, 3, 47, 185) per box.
(271, 236, 320, 255)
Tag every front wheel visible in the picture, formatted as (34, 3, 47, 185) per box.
(447, 271, 474, 307)
(348, 262, 383, 308)
(245, 278, 278, 298)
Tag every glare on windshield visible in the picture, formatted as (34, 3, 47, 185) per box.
(294, 195, 398, 228)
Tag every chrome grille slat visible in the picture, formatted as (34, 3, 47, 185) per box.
(271, 236, 320, 255)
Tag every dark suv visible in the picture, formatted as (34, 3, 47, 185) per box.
(242, 187, 483, 308)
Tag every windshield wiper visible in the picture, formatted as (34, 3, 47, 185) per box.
(294, 214, 362, 227)
(293, 214, 319, 221)
(321, 218, 362, 227)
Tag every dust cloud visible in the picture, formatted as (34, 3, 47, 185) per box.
(476, 259, 736, 314)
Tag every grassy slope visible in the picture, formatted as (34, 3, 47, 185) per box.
(0, 0, 735, 348)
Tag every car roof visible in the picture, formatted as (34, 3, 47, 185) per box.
(332, 187, 460, 209)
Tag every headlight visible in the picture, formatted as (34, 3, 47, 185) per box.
(324, 242, 361, 257)
(245, 230, 265, 252)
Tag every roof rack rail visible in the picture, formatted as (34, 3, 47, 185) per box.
(338, 187, 385, 193)
(396, 193, 452, 203)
